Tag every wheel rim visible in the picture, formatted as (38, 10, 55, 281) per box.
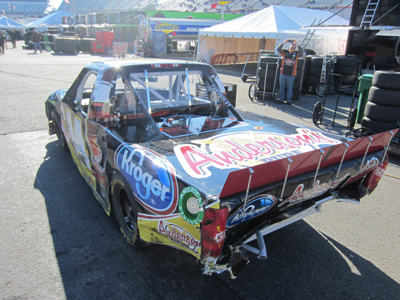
(313, 102, 322, 124)
(316, 84, 327, 97)
(248, 83, 256, 100)
(118, 188, 136, 232)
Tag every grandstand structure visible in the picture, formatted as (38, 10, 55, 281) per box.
(0, 0, 48, 18)
(57, 0, 352, 20)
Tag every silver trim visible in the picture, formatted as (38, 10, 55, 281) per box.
(336, 143, 349, 178)
(312, 149, 325, 188)
(360, 137, 373, 170)
(244, 195, 336, 244)
(243, 168, 254, 209)
(280, 158, 292, 200)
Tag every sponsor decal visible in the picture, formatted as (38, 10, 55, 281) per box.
(279, 175, 347, 207)
(158, 219, 201, 255)
(279, 157, 381, 208)
(178, 187, 204, 225)
(210, 0, 235, 6)
(154, 22, 179, 34)
(227, 195, 277, 228)
(174, 128, 341, 178)
(115, 144, 178, 215)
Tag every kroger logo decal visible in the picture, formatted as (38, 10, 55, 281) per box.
(227, 195, 277, 228)
(115, 144, 178, 215)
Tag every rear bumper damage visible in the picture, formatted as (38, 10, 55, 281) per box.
(203, 193, 362, 278)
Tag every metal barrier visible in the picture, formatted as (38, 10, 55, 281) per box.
(113, 42, 128, 58)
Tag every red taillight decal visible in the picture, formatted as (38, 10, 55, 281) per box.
(362, 156, 389, 193)
(200, 207, 229, 259)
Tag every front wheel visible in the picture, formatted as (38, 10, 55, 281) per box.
(248, 83, 256, 100)
(111, 173, 142, 249)
(313, 101, 323, 124)
(51, 110, 69, 151)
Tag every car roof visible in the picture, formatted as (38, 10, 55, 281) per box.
(83, 59, 208, 72)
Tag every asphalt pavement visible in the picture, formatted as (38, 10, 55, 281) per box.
(0, 42, 399, 300)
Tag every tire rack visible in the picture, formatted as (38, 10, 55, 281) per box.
(312, 74, 345, 127)
(248, 50, 280, 102)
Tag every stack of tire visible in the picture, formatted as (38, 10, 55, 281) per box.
(334, 56, 361, 92)
(362, 71, 400, 133)
(257, 56, 304, 100)
(305, 56, 332, 95)
(257, 56, 280, 100)
(302, 55, 312, 94)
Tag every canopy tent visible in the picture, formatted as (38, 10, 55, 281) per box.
(197, 5, 350, 64)
(26, 10, 73, 29)
(0, 16, 26, 29)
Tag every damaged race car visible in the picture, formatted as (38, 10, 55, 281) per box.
(45, 60, 397, 278)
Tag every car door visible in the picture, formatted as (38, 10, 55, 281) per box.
(60, 69, 99, 200)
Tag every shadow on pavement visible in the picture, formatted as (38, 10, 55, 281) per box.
(34, 140, 400, 300)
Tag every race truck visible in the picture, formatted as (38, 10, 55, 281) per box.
(45, 60, 396, 278)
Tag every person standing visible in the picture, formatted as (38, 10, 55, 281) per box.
(31, 29, 42, 53)
(275, 39, 303, 105)
(10, 30, 17, 48)
(0, 29, 6, 54)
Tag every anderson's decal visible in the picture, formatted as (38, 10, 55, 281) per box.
(174, 128, 341, 178)
(178, 187, 204, 225)
(158, 219, 201, 255)
(227, 195, 277, 228)
(115, 144, 178, 215)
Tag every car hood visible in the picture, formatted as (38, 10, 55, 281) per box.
(144, 110, 395, 198)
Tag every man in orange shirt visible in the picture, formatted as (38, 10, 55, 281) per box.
(276, 39, 303, 105)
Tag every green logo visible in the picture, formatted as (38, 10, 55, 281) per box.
(178, 187, 204, 225)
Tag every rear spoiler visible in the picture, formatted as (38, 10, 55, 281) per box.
(220, 130, 397, 198)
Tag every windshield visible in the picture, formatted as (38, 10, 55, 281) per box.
(111, 64, 242, 142)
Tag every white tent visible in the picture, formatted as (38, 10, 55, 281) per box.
(26, 10, 73, 29)
(197, 5, 350, 64)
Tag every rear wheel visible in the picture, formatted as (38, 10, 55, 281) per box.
(111, 173, 142, 249)
(313, 101, 323, 124)
(51, 110, 69, 151)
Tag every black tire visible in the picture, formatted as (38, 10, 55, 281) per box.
(372, 71, 400, 90)
(335, 65, 359, 75)
(309, 66, 322, 77)
(335, 74, 357, 85)
(258, 68, 278, 80)
(295, 69, 303, 80)
(297, 58, 304, 70)
(328, 81, 340, 95)
(260, 57, 279, 63)
(313, 101, 323, 124)
(248, 83, 257, 100)
(348, 107, 357, 130)
(307, 75, 321, 87)
(364, 102, 400, 122)
(362, 117, 399, 132)
(292, 90, 300, 100)
(336, 57, 360, 67)
(111, 172, 143, 249)
(310, 57, 324, 67)
(258, 79, 276, 91)
(368, 86, 400, 106)
(293, 80, 301, 91)
(51, 109, 69, 152)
